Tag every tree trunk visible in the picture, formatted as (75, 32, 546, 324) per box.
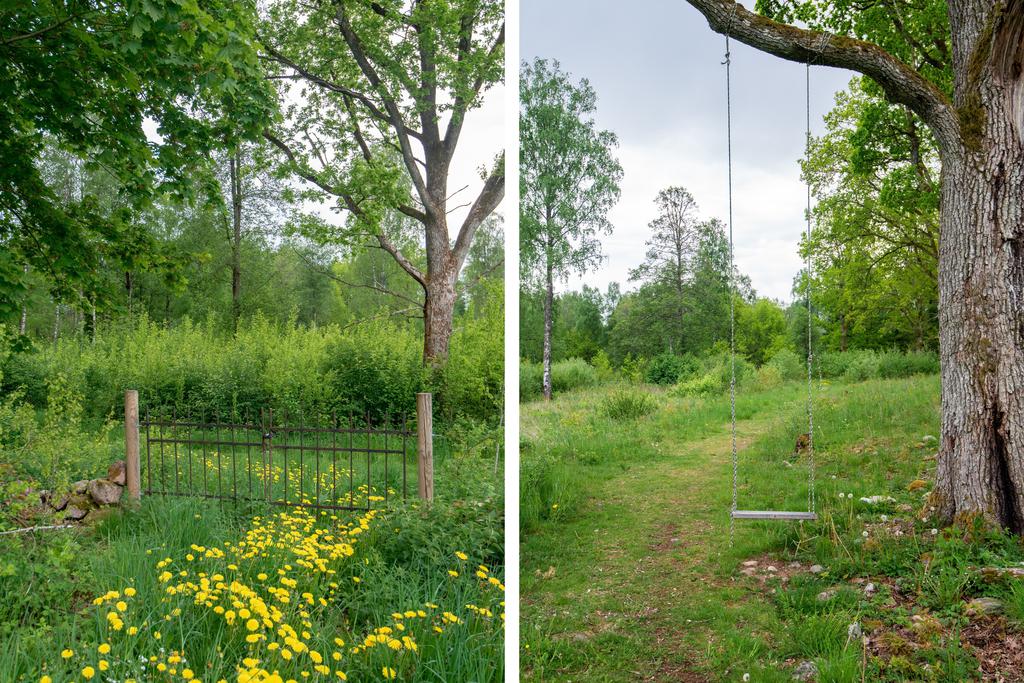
(229, 154, 243, 333)
(542, 258, 554, 401)
(18, 264, 27, 335)
(422, 256, 459, 367)
(934, 145, 1024, 530)
(930, 3, 1024, 531)
(839, 314, 848, 352)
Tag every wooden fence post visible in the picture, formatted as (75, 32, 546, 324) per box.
(124, 390, 141, 503)
(416, 392, 434, 502)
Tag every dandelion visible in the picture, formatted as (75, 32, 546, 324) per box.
(382, 667, 396, 679)
(182, 669, 195, 680)
(455, 551, 468, 561)
(97, 643, 110, 655)
(448, 570, 459, 577)
(931, 528, 939, 536)
(124, 587, 136, 597)
(40, 677, 52, 683)
(98, 660, 109, 672)
(61, 649, 74, 660)
(81, 667, 95, 680)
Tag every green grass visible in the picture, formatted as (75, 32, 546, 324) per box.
(520, 375, 1024, 681)
(1, 488, 504, 682)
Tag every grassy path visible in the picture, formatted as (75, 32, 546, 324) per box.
(522, 400, 800, 682)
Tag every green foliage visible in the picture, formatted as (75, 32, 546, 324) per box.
(4, 314, 501, 425)
(768, 348, 807, 381)
(520, 358, 600, 401)
(600, 389, 658, 421)
(644, 353, 699, 385)
(0, 0, 276, 317)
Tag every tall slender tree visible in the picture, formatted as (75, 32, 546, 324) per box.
(686, 0, 1024, 531)
(259, 0, 505, 365)
(520, 58, 622, 400)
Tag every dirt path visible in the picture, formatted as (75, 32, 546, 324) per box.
(522, 409, 795, 682)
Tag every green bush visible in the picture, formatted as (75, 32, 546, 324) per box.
(644, 353, 699, 385)
(877, 350, 939, 378)
(767, 348, 805, 381)
(601, 388, 658, 420)
(3, 313, 501, 424)
(519, 360, 544, 401)
(843, 352, 881, 382)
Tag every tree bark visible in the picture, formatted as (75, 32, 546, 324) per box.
(543, 254, 554, 401)
(229, 154, 243, 333)
(686, 0, 1024, 530)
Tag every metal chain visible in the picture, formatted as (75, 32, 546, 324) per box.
(805, 62, 815, 515)
(725, 33, 738, 545)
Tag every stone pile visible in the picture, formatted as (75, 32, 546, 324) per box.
(42, 460, 127, 522)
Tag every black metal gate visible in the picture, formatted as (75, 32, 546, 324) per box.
(140, 409, 414, 511)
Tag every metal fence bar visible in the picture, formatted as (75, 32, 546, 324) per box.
(139, 403, 415, 512)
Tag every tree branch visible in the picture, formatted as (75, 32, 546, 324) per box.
(452, 154, 504, 269)
(333, 2, 432, 211)
(376, 232, 427, 288)
(684, 0, 960, 153)
(444, 23, 505, 157)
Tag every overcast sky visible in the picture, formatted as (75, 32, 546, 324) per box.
(521, 0, 854, 302)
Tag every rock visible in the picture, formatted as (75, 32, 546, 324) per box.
(817, 588, 838, 602)
(72, 480, 89, 494)
(847, 622, 862, 641)
(741, 560, 759, 568)
(88, 479, 122, 506)
(979, 567, 1024, 582)
(859, 495, 896, 505)
(864, 582, 877, 595)
(809, 564, 825, 574)
(107, 460, 127, 486)
(51, 494, 69, 512)
(64, 494, 92, 521)
(907, 479, 928, 492)
(38, 490, 52, 506)
(966, 597, 1003, 616)
(766, 565, 778, 573)
(792, 660, 818, 681)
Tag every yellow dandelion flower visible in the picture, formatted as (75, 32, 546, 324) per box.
(40, 676, 52, 683)
(61, 649, 74, 659)
(182, 669, 195, 680)
(124, 587, 136, 597)
(455, 551, 468, 561)
(98, 661, 109, 672)
(97, 643, 110, 655)
(81, 667, 95, 680)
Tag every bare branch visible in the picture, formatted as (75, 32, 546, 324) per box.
(376, 232, 427, 288)
(453, 154, 504, 269)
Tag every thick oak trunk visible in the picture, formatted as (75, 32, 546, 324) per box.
(934, 5, 1024, 527)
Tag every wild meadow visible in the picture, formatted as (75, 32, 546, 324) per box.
(0, 311, 504, 683)
(520, 353, 1024, 681)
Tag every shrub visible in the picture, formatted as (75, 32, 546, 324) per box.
(755, 365, 783, 390)
(519, 360, 544, 401)
(843, 351, 881, 382)
(644, 353, 699, 386)
(6, 314, 501, 424)
(551, 358, 598, 394)
(767, 348, 805, 381)
(601, 388, 657, 420)
(590, 349, 616, 382)
(877, 350, 939, 378)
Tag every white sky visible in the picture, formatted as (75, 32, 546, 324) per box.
(521, 0, 854, 302)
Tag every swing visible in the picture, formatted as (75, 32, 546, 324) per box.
(722, 33, 817, 533)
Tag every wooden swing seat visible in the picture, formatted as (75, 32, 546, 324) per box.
(731, 510, 817, 521)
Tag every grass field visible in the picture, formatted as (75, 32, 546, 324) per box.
(521, 375, 1024, 681)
